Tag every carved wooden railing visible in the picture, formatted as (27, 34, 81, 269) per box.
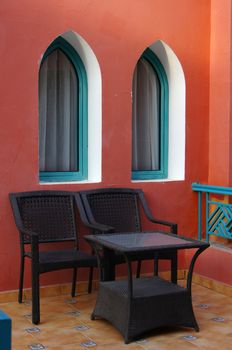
(192, 183, 232, 242)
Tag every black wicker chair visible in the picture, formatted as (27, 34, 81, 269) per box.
(9, 191, 98, 324)
(78, 188, 178, 282)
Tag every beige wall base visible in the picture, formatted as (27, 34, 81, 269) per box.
(0, 270, 231, 304)
(191, 272, 232, 297)
(0, 280, 99, 304)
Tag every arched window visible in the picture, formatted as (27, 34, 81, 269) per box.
(132, 48, 168, 180)
(39, 36, 87, 182)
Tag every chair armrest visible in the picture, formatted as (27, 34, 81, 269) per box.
(19, 227, 39, 239)
(18, 227, 39, 262)
(77, 201, 115, 233)
(148, 218, 178, 235)
(137, 190, 178, 235)
(74, 193, 115, 233)
(83, 220, 115, 234)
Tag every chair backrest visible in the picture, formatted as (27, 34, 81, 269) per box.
(79, 188, 142, 233)
(9, 191, 77, 244)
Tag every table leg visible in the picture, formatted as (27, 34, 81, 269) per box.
(102, 248, 116, 281)
(171, 251, 178, 283)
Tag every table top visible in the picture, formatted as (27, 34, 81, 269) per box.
(85, 231, 210, 254)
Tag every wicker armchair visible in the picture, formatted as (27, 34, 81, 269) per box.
(9, 191, 97, 324)
(78, 188, 178, 282)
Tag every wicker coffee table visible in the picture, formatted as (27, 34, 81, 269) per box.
(85, 231, 209, 343)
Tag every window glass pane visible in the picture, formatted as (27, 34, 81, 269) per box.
(132, 58, 160, 171)
(39, 49, 78, 172)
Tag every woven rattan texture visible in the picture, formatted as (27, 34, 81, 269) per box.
(87, 192, 141, 232)
(19, 195, 76, 243)
(93, 277, 196, 343)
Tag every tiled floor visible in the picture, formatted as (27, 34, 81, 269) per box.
(1, 282, 232, 349)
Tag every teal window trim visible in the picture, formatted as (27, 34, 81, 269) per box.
(39, 36, 88, 183)
(132, 48, 169, 180)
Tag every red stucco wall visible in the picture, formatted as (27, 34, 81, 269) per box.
(0, 0, 214, 292)
(198, 0, 232, 288)
(209, 0, 232, 186)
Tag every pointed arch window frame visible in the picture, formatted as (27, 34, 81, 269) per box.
(39, 36, 88, 183)
(132, 48, 169, 180)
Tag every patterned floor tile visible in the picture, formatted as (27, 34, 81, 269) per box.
(2, 283, 232, 349)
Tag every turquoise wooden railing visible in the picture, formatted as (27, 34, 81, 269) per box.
(192, 183, 232, 242)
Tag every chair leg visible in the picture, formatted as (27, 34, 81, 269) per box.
(18, 255, 25, 303)
(31, 263, 40, 325)
(88, 267, 94, 294)
(154, 257, 159, 276)
(71, 268, 77, 297)
(136, 260, 141, 278)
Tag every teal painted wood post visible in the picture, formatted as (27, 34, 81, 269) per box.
(0, 310, 11, 350)
(198, 191, 202, 240)
(206, 192, 209, 242)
